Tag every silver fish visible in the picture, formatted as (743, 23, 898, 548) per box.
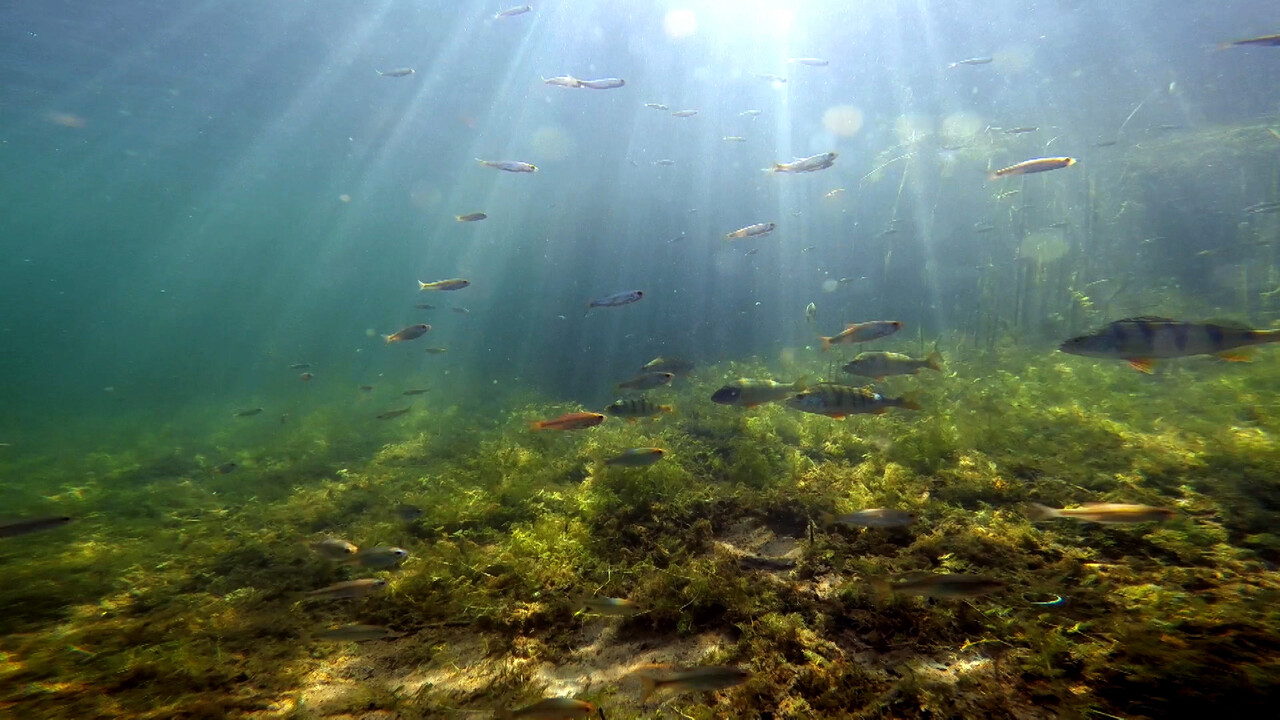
(588, 290, 644, 309)
(476, 158, 537, 173)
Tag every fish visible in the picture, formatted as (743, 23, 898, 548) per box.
(946, 56, 993, 68)
(604, 397, 673, 419)
(722, 136, 748, 142)
(1058, 317, 1280, 372)
(502, 698, 596, 720)
(0, 515, 73, 538)
(605, 448, 665, 467)
(289, 363, 311, 370)
(771, 151, 837, 173)
(424, 347, 448, 354)
(640, 357, 695, 376)
(1002, 126, 1038, 134)
(1245, 201, 1280, 215)
(359, 385, 375, 392)
(989, 156, 1077, 180)
(588, 290, 644, 310)
(644, 103, 669, 110)
(308, 538, 357, 561)
(805, 302, 817, 325)
(315, 624, 396, 642)
(419, 278, 471, 291)
(582, 596, 642, 615)
(395, 504, 424, 521)
(301, 578, 387, 601)
(376, 68, 415, 77)
(415, 303, 437, 310)
(1217, 33, 1280, 50)
(739, 109, 762, 117)
(841, 351, 943, 379)
(757, 73, 787, 83)
(631, 665, 750, 701)
(973, 223, 996, 233)
(743, 248, 759, 257)
(826, 509, 915, 528)
(879, 573, 1005, 598)
(451, 307, 471, 315)
(212, 462, 238, 475)
(671, 110, 698, 117)
(345, 546, 409, 568)
(298, 372, 314, 381)
(402, 389, 429, 396)
(725, 222, 776, 240)
(785, 384, 921, 418)
(710, 377, 807, 408)
(476, 158, 538, 173)
(579, 77, 625, 89)
(824, 188, 845, 199)
(494, 5, 533, 19)
(234, 408, 263, 417)
(384, 324, 431, 343)
(819, 320, 903, 351)
(617, 372, 674, 391)
(542, 75, 582, 88)
(1029, 502, 1176, 524)
(653, 159, 676, 166)
(456, 213, 487, 222)
(788, 57, 829, 66)
(531, 411, 606, 431)
(377, 408, 411, 420)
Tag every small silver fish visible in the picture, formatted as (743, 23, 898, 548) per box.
(579, 77, 625, 90)
(788, 57, 829, 66)
(376, 68, 415, 77)
(617, 372, 674, 391)
(946, 57, 993, 69)
(301, 578, 387, 600)
(476, 158, 537, 173)
(494, 5, 532, 19)
(771, 152, 837, 173)
(345, 546, 409, 568)
(827, 508, 915, 528)
(582, 596, 643, 615)
(309, 537, 358, 560)
(671, 110, 698, 118)
(725, 222, 776, 240)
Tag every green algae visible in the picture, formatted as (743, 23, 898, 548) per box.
(3, 340, 1280, 720)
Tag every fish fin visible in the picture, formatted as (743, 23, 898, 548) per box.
(658, 405, 675, 414)
(1126, 358, 1156, 373)
(383, 335, 395, 344)
(829, 413, 847, 419)
(820, 336, 832, 351)
(793, 375, 810, 392)
(926, 350, 944, 371)
(1027, 503, 1058, 521)
(1215, 350, 1253, 363)
(418, 280, 429, 290)
(529, 421, 546, 431)
(898, 392, 922, 411)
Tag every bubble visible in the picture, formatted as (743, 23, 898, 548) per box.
(338, 194, 351, 203)
(1020, 230, 1069, 264)
(531, 125, 573, 162)
(822, 105, 864, 137)
(663, 9, 697, 39)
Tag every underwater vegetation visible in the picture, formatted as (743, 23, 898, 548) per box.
(3, 332, 1280, 720)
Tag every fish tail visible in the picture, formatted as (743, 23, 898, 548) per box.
(926, 350, 944, 372)
(897, 392, 922, 411)
(820, 336, 832, 352)
(418, 280, 430, 290)
(1028, 503, 1059, 521)
(986, 171, 1000, 181)
(529, 421, 546, 431)
(1248, 328, 1280, 346)
(868, 577, 892, 595)
(383, 335, 395, 344)
(638, 675, 659, 702)
(658, 405, 675, 414)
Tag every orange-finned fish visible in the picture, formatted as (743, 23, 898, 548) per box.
(1029, 502, 1176, 524)
(1058, 316, 1280, 373)
(502, 697, 596, 719)
(725, 222, 776, 240)
(785, 383, 920, 418)
(418, 278, 470, 291)
(530, 411, 606, 431)
(630, 665, 750, 701)
(988, 156, 1076, 180)
(1216, 33, 1280, 51)
(841, 350, 943, 379)
(384, 324, 431, 343)
(819, 320, 902, 351)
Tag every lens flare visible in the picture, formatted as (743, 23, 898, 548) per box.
(664, 9, 697, 39)
(822, 105, 864, 137)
